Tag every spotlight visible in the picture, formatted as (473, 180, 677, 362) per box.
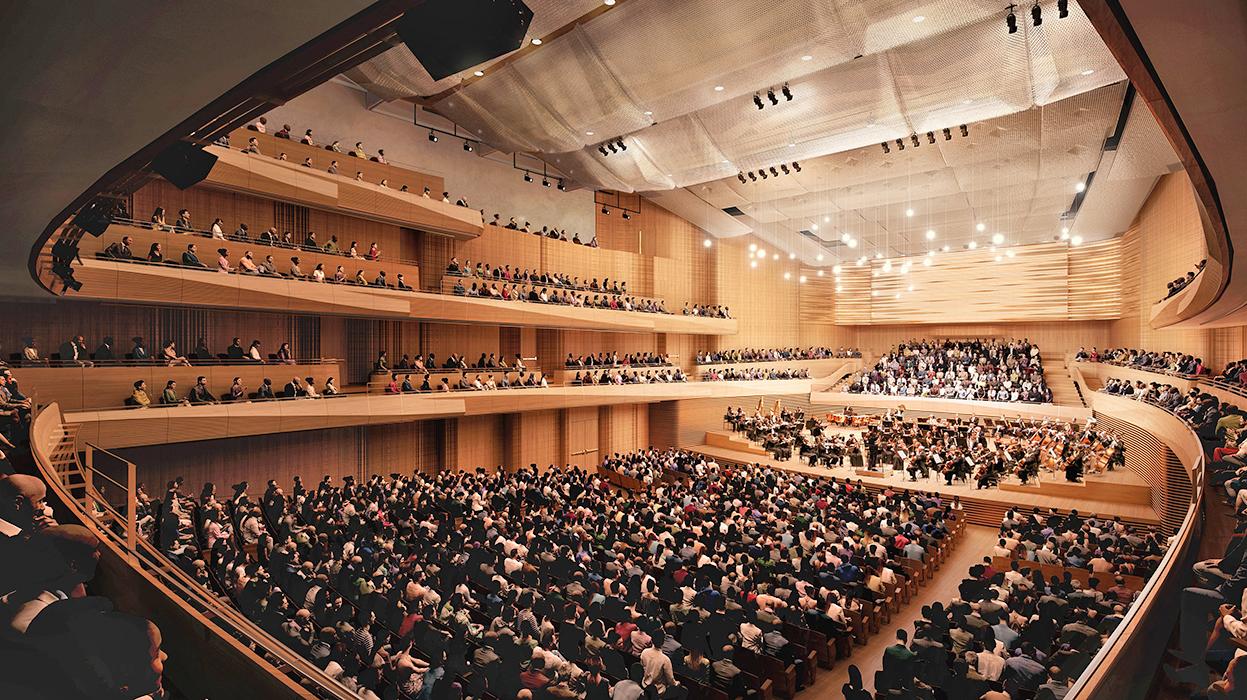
(960, 124, 968, 137)
(738, 172, 747, 184)
(1031, 2, 1042, 26)
(911, 134, 920, 148)
(781, 83, 793, 101)
(769, 166, 778, 177)
(747, 171, 757, 182)
(542, 177, 550, 187)
(704, 239, 712, 248)
(463, 141, 474, 152)
(608, 142, 618, 154)
(792, 162, 801, 172)
(754, 93, 765, 110)
(601, 205, 610, 215)
(943, 127, 952, 141)
(767, 88, 778, 106)
(780, 164, 790, 174)
(882, 142, 891, 154)
(618, 139, 627, 151)
(759, 170, 768, 179)
(896, 138, 905, 151)
(1006, 4, 1018, 33)
(926, 131, 935, 145)
(622, 211, 631, 220)
(598, 145, 609, 156)
(1058, 0, 1069, 18)
(557, 179, 567, 191)
(523, 172, 533, 183)
(428, 130, 438, 142)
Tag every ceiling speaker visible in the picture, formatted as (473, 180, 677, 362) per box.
(151, 142, 217, 190)
(396, 0, 534, 81)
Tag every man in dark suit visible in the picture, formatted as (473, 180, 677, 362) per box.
(57, 335, 93, 367)
(182, 243, 206, 268)
(93, 336, 115, 361)
(283, 376, 304, 398)
(130, 337, 149, 361)
(256, 378, 276, 400)
(226, 338, 246, 361)
(103, 236, 133, 259)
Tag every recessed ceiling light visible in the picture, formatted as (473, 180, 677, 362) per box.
(703, 239, 712, 248)
(905, 208, 914, 217)
(976, 222, 986, 232)
(586, 131, 594, 136)
(531, 38, 542, 45)
(810, 223, 819, 231)
(847, 238, 858, 248)
(713, 85, 725, 92)
(643, 111, 653, 116)
(1080, 69, 1095, 76)
(801, 55, 813, 61)
(604, 0, 616, 5)
(816, 254, 824, 261)
(473, 70, 485, 77)
(912, 15, 926, 23)
(925, 229, 936, 240)
(823, 216, 830, 223)
(789, 252, 796, 260)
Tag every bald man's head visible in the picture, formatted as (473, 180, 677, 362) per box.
(0, 475, 47, 530)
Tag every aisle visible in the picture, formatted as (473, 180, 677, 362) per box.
(803, 525, 998, 700)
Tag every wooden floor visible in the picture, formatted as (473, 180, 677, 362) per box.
(691, 433, 1160, 527)
(803, 525, 998, 700)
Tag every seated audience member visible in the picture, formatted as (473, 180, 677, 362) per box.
(174, 208, 191, 231)
(255, 378, 276, 400)
(322, 377, 338, 396)
(182, 243, 206, 268)
(93, 336, 115, 362)
(103, 235, 134, 260)
(187, 376, 216, 404)
(300, 129, 314, 145)
(128, 380, 151, 408)
(282, 376, 304, 398)
(57, 335, 93, 367)
(147, 242, 163, 263)
(216, 248, 233, 273)
(20, 339, 41, 364)
(161, 341, 191, 367)
(226, 377, 246, 402)
(225, 337, 246, 361)
(275, 343, 293, 364)
(129, 337, 149, 362)
(160, 380, 185, 406)
(396, 273, 411, 290)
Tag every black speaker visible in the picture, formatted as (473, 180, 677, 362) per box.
(73, 199, 113, 237)
(396, 0, 534, 81)
(151, 141, 218, 190)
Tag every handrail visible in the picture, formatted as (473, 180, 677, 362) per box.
(28, 402, 359, 699)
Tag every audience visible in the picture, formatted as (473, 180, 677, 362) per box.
(703, 367, 809, 382)
(696, 348, 859, 364)
(1076, 347, 1209, 377)
(1162, 259, 1207, 301)
(847, 340, 1050, 403)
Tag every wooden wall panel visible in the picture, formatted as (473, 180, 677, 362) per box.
(562, 406, 600, 468)
(599, 404, 650, 457)
(832, 267, 872, 325)
(1110, 173, 1213, 358)
(445, 414, 506, 470)
(506, 410, 561, 470)
(1068, 238, 1123, 320)
(710, 235, 802, 349)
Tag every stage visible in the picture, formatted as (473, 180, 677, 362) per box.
(692, 429, 1159, 528)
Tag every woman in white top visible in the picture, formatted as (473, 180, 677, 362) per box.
(311, 263, 325, 282)
(211, 218, 225, 239)
(323, 377, 338, 395)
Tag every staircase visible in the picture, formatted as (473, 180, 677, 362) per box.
(1042, 353, 1086, 407)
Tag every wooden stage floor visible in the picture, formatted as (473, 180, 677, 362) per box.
(690, 435, 1160, 527)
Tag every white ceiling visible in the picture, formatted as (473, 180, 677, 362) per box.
(346, 0, 1180, 264)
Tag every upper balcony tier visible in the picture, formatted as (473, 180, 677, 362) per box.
(199, 140, 482, 239)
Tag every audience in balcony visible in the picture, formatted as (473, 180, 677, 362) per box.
(703, 367, 810, 382)
(1075, 347, 1209, 377)
(847, 340, 1050, 403)
(570, 366, 687, 385)
(564, 352, 671, 368)
(696, 347, 859, 364)
(1163, 259, 1207, 301)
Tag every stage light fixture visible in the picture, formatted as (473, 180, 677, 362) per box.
(601, 205, 610, 215)
(557, 179, 567, 191)
(882, 142, 890, 154)
(617, 139, 626, 151)
(943, 128, 952, 141)
(769, 166, 778, 177)
(960, 124, 969, 137)
(896, 138, 905, 151)
(428, 130, 438, 142)
(927, 131, 936, 145)
(1057, 0, 1069, 18)
(781, 83, 792, 101)
(911, 134, 920, 148)
(1006, 4, 1018, 33)
(780, 164, 790, 174)
(767, 88, 778, 106)
(1031, 2, 1042, 26)
(748, 171, 757, 182)
(541, 177, 550, 187)
(598, 145, 609, 156)
(754, 93, 764, 110)
(759, 170, 768, 179)
(463, 141, 474, 152)
(608, 142, 618, 153)
(738, 172, 747, 184)
(792, 162, 801, 172)
(622, 211, 631, 220)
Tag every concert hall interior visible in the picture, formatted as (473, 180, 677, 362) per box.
(2, 1, 1246, 699)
